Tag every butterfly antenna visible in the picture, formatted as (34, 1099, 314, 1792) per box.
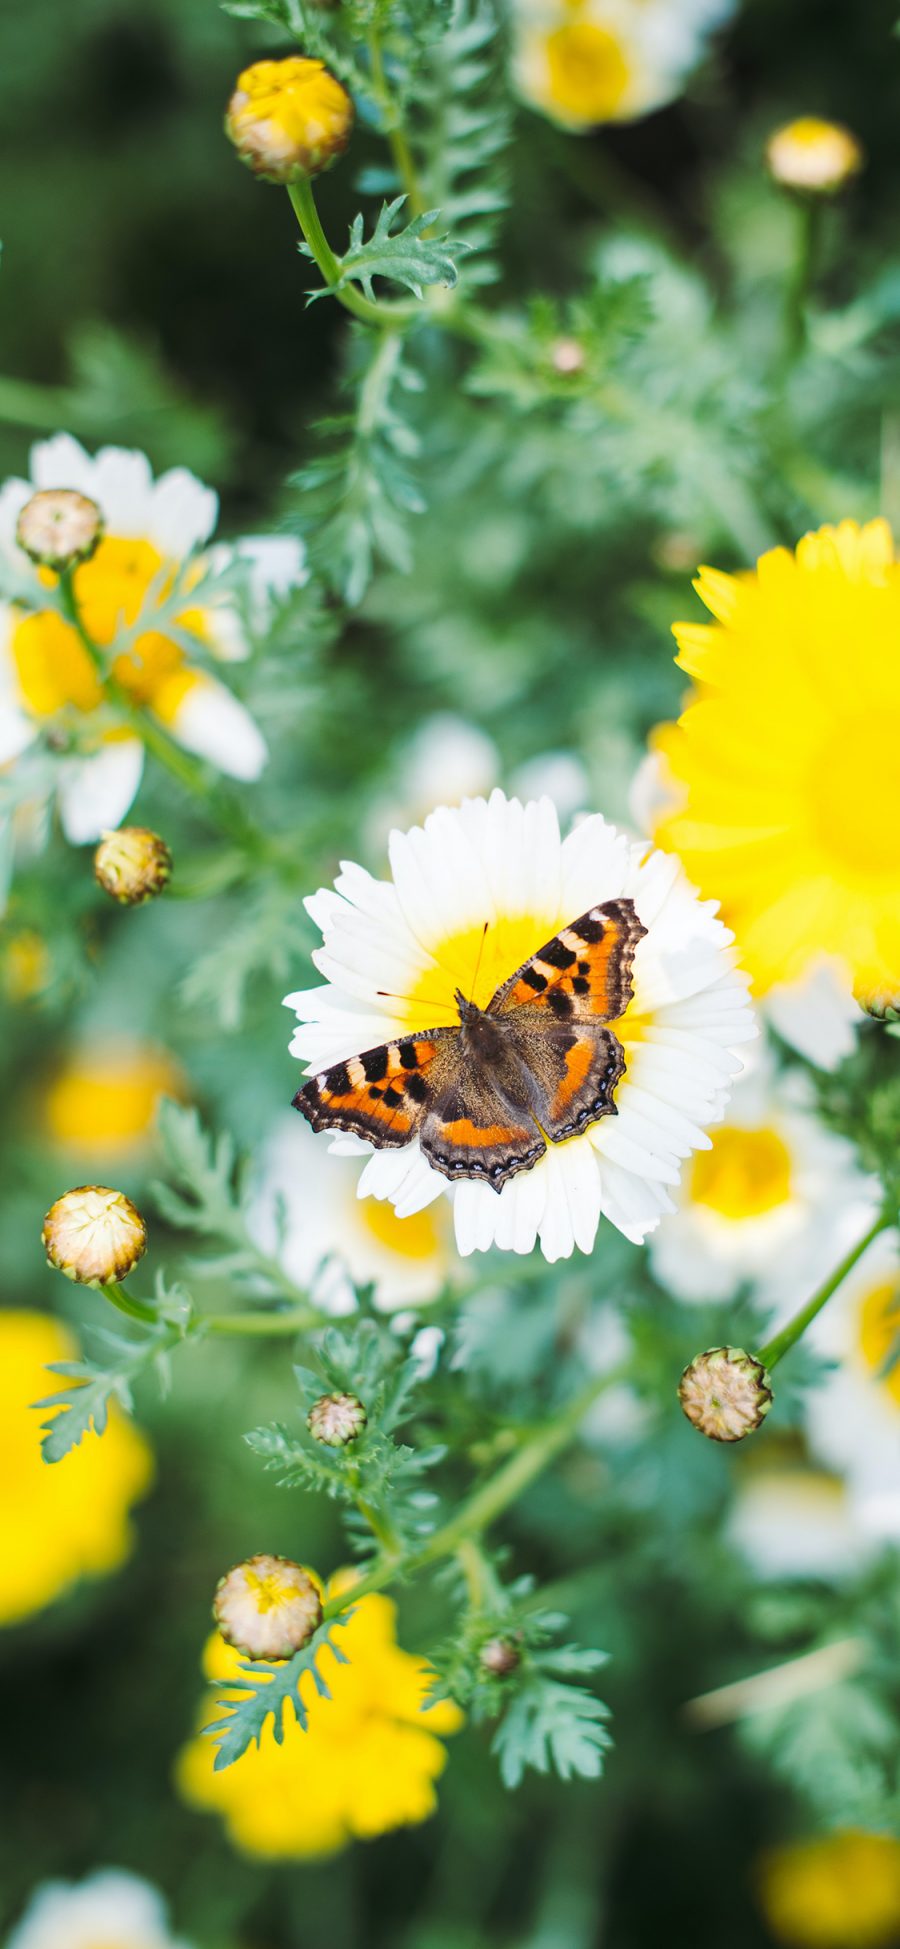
(376, 988, 452, 1012)
(467, 921, 490, 1003)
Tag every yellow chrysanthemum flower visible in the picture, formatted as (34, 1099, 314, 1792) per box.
(176, 1585, 463, 1859)
(44, 1041, 184, 1159)
(0, 1310, 153, 1627)
(766, 117, 864, 196)
(225, 56, 354, 183)
(757, 1830, 900, 1948)
(653, 521, 900, 1004)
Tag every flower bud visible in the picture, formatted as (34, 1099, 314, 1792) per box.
(214, 1554, 323, 1660)
(856, 984, 900, 1024)
(225, 56, 354, 184)
(550, 338, 585, 376)
(307, 1390, 367, 1447)
(42, 1185, 148, 1287)
(678, 1346, 773, 1444)
(16, 489, 104, 571)
(480, 1637, 522, 1677)
(766, 117, 863, 196)
(94, 827, 173, 906)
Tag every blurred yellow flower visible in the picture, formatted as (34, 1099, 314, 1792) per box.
(0, 1310, 153, 1627)
(176, 1583, 463, 1859)
(766, 117, 863, 196)
(653, 521, 900, 1004)
(2, 929, 50, 1002)
(44, 1041, 184, 1158)
(757, 1830, 900, 1948)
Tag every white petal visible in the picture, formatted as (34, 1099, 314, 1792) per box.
(29, 433, 94, 494)
(766, 958, 861, 1070)
(57, 739, 144, 843)
(148, 466, 218, 556)
(168, 677, 267, 780)
(86, 446, 155, 534)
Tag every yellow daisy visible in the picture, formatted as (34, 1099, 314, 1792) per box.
(176, 1585, 463, 1858)
(757, 1830, 900, 1949)
(653, 520, 900, 1006)
(0, 1310, 153, 1627)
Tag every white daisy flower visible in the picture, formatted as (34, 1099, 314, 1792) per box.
(7, 1869, 192, 1949)
(511, 0, 735, 133)
(0, 435, 305, 843)
(629, 747, 864, 1071)
(804, 1230, 900, 1540)
(284, 791, 755, 1264)
(647, 1048, 878, 1306)
(255, 1110, 453, 1312)
(727, 1441, 873, 1582)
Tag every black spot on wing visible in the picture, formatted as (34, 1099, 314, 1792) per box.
(572, 913, 606, 944)
(521, 965, 548, 992)
(406, 1072, 428, 1103)
(572, 976, 589, 995)
(382, 1085, 404, 1109)
(398, 1042, 419, 1069)
(361, 1047, 389, 1082)
(547, 990, 573, 1018)
(540, 939, 577, 970)
(326, 1062, 351, 1094)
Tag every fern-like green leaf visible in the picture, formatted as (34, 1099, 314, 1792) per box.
(207, 1618, 355, 1769)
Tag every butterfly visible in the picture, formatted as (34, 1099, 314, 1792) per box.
(293, 898, 647, 1192)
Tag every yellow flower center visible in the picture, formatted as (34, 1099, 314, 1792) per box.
(857, 1278, 900, 1403)
(407, 914, 561, 1025)
(811, 709, 900, 880)
(11, 536, 204, 723)
(544, 22, 630, 122)
(358, 1194, 444, 1262)
(243, 1566, 298, 1613)
(690, 1124, 793, 1219)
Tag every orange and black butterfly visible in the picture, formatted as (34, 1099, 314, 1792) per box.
(293, 898, 647, 1192)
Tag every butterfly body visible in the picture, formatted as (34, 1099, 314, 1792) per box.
(294, 898, 647, 1191)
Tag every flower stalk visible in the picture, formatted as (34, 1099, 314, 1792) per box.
(755, 1207, 896, 1373)
(286, 178, 418, 329)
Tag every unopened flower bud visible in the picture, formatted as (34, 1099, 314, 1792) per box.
(307, 1391, 367, 1447)
(94, 827, 173, 906)
(225, 56, 354, 184)
(480, 1637, 522, 1677)
(766, 117, 863, 196)
(214, 1554, 323, 1660)
(678, 1346, 773, 1443)
(42, 1185, 147, 1287)
(550, 337, 585, 376)
(856, 984, 900, 1024)
(16, 489, 104, 571)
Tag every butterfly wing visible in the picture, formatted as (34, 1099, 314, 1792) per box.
(489, 897, 646, 1144)
(420, 1069, 546, 1189)
(293, 1029, 454, 1148)
(492, 897, 646, 1024)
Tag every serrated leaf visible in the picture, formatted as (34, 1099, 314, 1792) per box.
(314, 197, 461, 303)
(207, 1617, 354, 1768)
(492, 1675, 613, 1789)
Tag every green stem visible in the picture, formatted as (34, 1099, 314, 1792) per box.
(366, 21, 425, 217)
(781, 196, 824, 366)
(102, 1279, 160, 1326)
(286, 179, 417, 329)
(55, 572, 283, 862)
(756, 1209, 894, 1373)
(202, 1303, 322, 1337)
(322, 1364, 627, 1621)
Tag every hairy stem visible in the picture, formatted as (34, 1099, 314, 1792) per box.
(366, 19, 426, 217)
(322, 1365, 628, 1620)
